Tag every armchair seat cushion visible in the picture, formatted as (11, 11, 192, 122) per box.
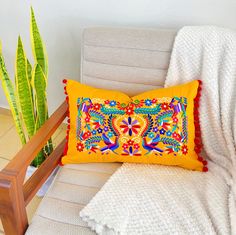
(25, 163, 121, 235)
(26, 162, 230, 235)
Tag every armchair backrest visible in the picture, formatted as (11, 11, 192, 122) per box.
(81, 27, 176, 96)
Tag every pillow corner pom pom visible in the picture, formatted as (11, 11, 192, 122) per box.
(194, 80, 208, 172)
(63, 79, 70, 157)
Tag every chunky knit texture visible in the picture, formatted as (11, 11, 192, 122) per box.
(80, 26, 236, 234)
(165, 26, 236, 233)
(80, 163, 230, 234)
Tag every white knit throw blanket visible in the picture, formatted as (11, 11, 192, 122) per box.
(80, 26, 236, 234)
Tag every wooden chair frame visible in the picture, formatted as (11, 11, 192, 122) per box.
(0, 101, 68, 235)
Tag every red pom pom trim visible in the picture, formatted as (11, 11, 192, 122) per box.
(60, 79, 70, 165)
(203, 166, 208, 172)
(194, 80, 208, 172)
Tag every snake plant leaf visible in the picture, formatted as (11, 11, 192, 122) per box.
(16, 36, 35, 138)
(31, 148, 45, 167)
(30, 7, 48, 77)
(30, 114, 45, 167)
(0, 43, 26, 144)
(27, 59, 32, 83)
(27, 59, 34, 103)
(32, 63, 47, 126)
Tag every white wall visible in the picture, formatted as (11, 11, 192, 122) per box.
(0, 0, 236, 113)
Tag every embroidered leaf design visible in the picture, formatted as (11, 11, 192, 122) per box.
(135, 104, 161, 114)
(160, 137, 180, 149)
(142, 114, 153, 137)
(77, 97, 83, 118)
(101, 106, 125, 115)
(86, 123, 92, 131)
(156, 110, 173, 124)
(90, 110, 105, 125)
(85, 136, 102, 149)
(76, 98, 83, 139)
(182, 115, 188, 142)
(166, 145, 180, 152)
(172, 124, 177, 132)
(79, 131, 84, 141)
(108, 115, 119, 136)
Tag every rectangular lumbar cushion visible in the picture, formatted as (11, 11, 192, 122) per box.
(61, 79, 207, 172)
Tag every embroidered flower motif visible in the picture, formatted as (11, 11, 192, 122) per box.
(92, 130, 96, 135)
(172, 132, 181, 141)
(85, 116, 90, 122)
(109, 100, 116, 107)
(133, 99, 144, 107)
(145, 99, 152, 106)
(120, 117, 140, 136)
(97, 128, 103, 134)
(108, 132, 113, 138)
(104, 100, 110, 104)
(122, 146, 141, 156)
(148, 132, 155, 138)
(181, 145, 188, 155)
(104, 126, 109, 132)
(172, 132, 178, 138)
(152, 98, 157, 104)
(127, 140, 134, 146)
(125, 106, 134, 115)
(161, 102, 169, 111)
(82, 131, 91, 140)
(77, 143, 84, 152)
(173, 117, 178, 123)
(166, 130, 172, 136)
(129, 103, 135, 108)
(117, 103, 128, 110)
(122, 143, 129, 149)
(160, 128, 166, 135)
(133, 143, 140, 149)
(161, 122, 170, 130)
(93, 103, 101, 111)
(133, 99, 140, 105)
(153, 127, 158, 133)
(175, 134, 182, 141)
(87, 131, 92, 137)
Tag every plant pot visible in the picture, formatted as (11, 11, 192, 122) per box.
(25, 165, 59, 197)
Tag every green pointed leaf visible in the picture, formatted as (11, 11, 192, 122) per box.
(16, 36, 35, 138)
(30, 7, 48, 77)
(27, 59, 32, 83)
(0, 43, 26, 144)
(32, 64, 47, 126)
(27, 59, 34, 104)
(31, 115, 45, 167)
(31, 150, 45, 167)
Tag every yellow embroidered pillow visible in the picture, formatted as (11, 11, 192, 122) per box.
(61, 79, 207, 172)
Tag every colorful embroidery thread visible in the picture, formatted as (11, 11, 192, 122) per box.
(76, 96, 188, 157)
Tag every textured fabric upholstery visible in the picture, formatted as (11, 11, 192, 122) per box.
(25, 163, 121, 235)
(81, 27, 176, 96)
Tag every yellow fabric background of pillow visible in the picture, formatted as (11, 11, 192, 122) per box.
(61, 79, 207, 172)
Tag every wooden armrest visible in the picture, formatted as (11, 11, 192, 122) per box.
(0, 101, 68, 235)
(4, 100, 68, 174)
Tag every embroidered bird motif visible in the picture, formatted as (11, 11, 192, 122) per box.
(101, 133, 119, 154)
(142, 134, 163, 154)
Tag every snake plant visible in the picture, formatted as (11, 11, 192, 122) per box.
(0, 7, 52, 167)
